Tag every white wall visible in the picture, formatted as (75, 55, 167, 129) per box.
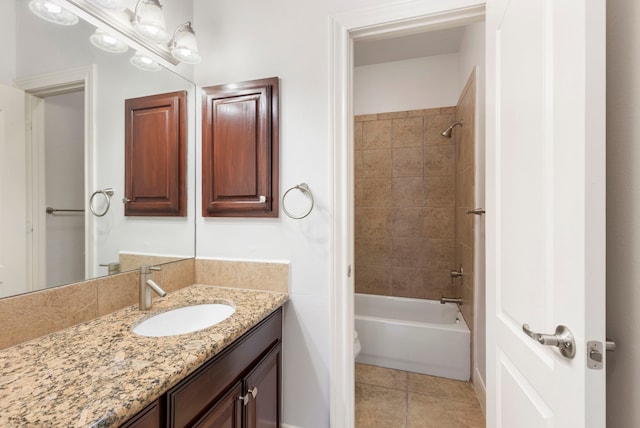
(458, 21, 486, 400)
(353, 53, 461, 115)
(0, 1, 15, 85)
(606, 0, 640, 426)
(193, 2, 332, 426)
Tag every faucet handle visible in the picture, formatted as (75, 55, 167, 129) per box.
(140, 264, 161, 274)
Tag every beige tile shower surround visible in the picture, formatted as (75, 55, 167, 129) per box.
(454, 70, 477, 341)
(354, 107, 458, 300)
(0, 258, 289, 350)
(354, 70, 477, 380)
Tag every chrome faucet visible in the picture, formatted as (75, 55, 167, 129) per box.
(139, 265, 167, 310)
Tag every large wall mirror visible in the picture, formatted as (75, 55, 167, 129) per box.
(0, 1, 196, 299)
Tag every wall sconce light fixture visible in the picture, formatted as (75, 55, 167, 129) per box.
(30, 0, 203, 70)
(169, 22, 201, 64)
(131, 0, 170, 44)
(130, 51, 162, 72)
(90, 28, 128, 53)
(29, 0, 79, 25)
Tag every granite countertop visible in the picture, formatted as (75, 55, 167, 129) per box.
(0, 285, 288, 427)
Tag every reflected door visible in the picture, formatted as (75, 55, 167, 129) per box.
(43, 91, 85, 287)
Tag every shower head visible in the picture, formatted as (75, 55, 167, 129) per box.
(441, 120, 463, 138)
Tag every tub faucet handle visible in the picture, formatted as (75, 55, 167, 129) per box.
(450, 267, 464, 278)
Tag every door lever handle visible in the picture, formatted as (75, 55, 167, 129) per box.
(522, 324, 576, 359)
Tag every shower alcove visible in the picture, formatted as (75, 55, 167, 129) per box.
(352, 20, 486, 411)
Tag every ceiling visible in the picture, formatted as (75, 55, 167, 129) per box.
(354, 26, 466, 67)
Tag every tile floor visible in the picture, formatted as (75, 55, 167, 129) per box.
(355, 363, 485, 428)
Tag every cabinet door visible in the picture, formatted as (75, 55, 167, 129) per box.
(120, 399, 162, 428)
(124, 91, 187, 216)
(244, 344, 281, 428)
(202, 77, 279, 217)
(193, 382, 242, 428)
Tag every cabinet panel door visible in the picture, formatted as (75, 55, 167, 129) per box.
(124, 91, 186, 216)
(193, 382, 242, 428)
(168, 309, 282, 428)
(120, 399, 162, 428)
(202, 77, 278, 217)
(244, 343, 281, 428)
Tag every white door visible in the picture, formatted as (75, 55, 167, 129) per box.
(0, 85, 28, 297)
(486, 0, 606, 426)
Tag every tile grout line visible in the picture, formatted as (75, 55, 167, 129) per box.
(404, 370, 409, 428)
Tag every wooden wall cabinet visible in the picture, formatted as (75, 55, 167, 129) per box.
(202, 77, 279, 217)
(121, 308, 282, 428)
(124, 91, 187, 217)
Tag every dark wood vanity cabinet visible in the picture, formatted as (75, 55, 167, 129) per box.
(121, 400, 163, 428)
(242, 345, 280, 428)
(201, 77, 279, 218)
(193, 345, 280, 428)
(124, 91, 187, 217)
(121, 308, 282, 428)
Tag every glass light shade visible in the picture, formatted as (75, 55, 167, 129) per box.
(90, 29, 128, 53)
(85, 0, 126, 11)
(132, 0, 170, 44)
(170, 24, 201, 64)
(130, 52, 162, 72)
(29, 0, 79, 25)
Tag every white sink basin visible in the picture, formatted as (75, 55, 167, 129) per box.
(132, 303, 235, 337)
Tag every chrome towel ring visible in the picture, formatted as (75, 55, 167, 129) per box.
(282, 183, 314, 219)
(89, 187, 115, 217)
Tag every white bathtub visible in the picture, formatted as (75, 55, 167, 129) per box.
(355, 293, 470, 381)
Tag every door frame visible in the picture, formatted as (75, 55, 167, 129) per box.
(15, 65, 97, 286)
(329, 1, 486, 426)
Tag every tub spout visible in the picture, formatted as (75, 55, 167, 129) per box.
(440, 297, 462, 305)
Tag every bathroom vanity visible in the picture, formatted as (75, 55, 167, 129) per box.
(124, 308, 281, 428)
(0, 285, 287, 427)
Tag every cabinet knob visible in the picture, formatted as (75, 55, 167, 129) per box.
(238, 387, 258, 406)
(238, 394, 249, 406)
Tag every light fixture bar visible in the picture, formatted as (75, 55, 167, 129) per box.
(63, 0, 180, 65)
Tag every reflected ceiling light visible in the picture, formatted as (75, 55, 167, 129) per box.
(130, 52, 162, 71)
(90, 29, 128, 53)
(131, 0, 170, 44)
(85, 0, 126, 11)
(29, 0, 79, 25)
(169, 22, 202, 64)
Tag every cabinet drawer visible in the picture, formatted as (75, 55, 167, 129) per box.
(168, 309, 282, 428)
